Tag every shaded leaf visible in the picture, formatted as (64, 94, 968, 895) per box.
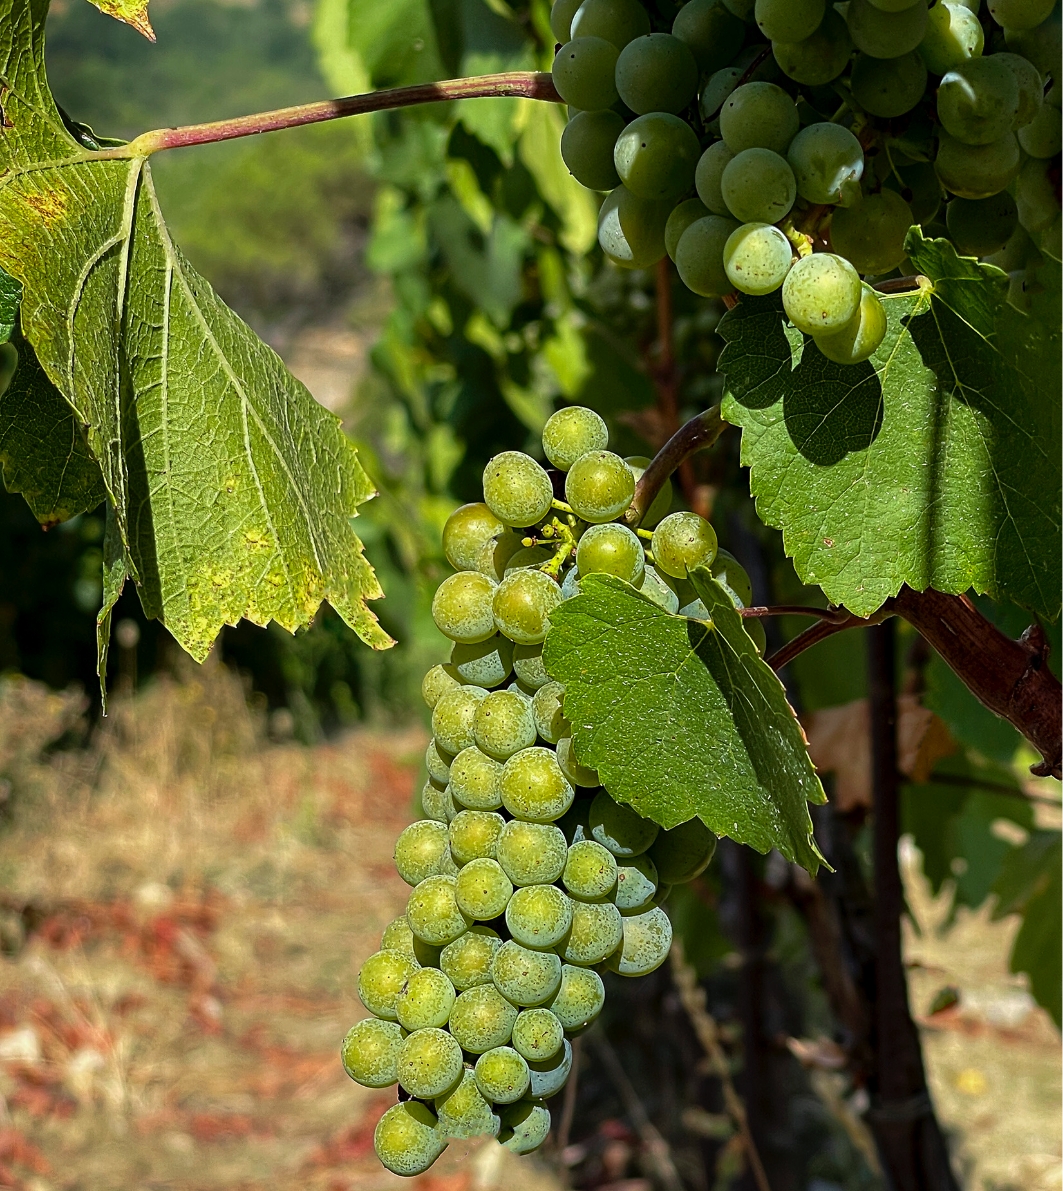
(543, 572, 826, 873)
(0, 266, 20, 343)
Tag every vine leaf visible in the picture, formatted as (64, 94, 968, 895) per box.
(543, 572, 826, 874)
(85, 0, 154, 41)
(0, 0, 391, 661)
(0, 265, 20, 342)
(719, 231, 1061, 622)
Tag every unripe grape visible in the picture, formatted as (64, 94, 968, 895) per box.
(511, 1008, 565, 1062)
(341, 1018, 405, 1088)
(432, 570, 498, 644)
(358, 950, 419, 1020)
(497, 820, 569, 886)
(505, 545, 555, 575)
(396, 966, 457, 1031)
(637, 565, 681, 613)
(589, 789, 659, 856)
(475, 1046, 531, 1103)
(695, 140, 736, 217)
(493, 569, 563, 645)
(483, 451, 554, 528)
(772, 9, 853, 86)
(623, 460, 671, 533)
(448, 746, 503, 811)
(542, 405, 609, 472)
(616, 33, 699, 115)
(756, 0, 824, 41)
(651, 511, 719, 578)
(455, 857, 514, 920)
(720, 148, 797, 224)
(786, 122, 864, 207)
(613, 112, 702, 203)
(440, 925, 503, 990)
(850, 51, 927, 118)
(987, 0, 1054, 31)
(720, 82, 799, 155)
(918, 0, 984, 75)
(527, 1039, 574, 1098)
(426, 740, 453, 787)
(672, 0, 746, 73)
(395, 820, 452, 886)
(938, 56, 1020, 147)
(551, 0, 583, 41)
(407, 874, 472, 946)
(936, 131, 1021, 200)
(422, 663, 464, 709)
(557, 735, 600, 788)
(562, 109, 624, 192)
(499, 1099, 553, 1152)
(664, 198, 711, 264)
(649, 817, 718, 883)
(477, 529, 525, 581)
(373, 1101, 445, 1176)
(449, 984, 519, 1052)
(576, 522, 645, 583)
(552, 37, 621, 112)
(558, 796, 593, 845)
(448, 809, 505, 865)
(506, 883, 574, 949)
(380, 915, 419, 959)
(571, 0, 651, 47)
(846, 0, 928, 58)
(561, 566, 582, 600)
(563, 839, 619, 900)
(676, 215, 738, 297)
(559, 899, 624, 965)
(710, 548, 753, 606)
(605, 905, 673, 976)
(531, 681, 569, 745)
(474, 690, 537, 760)
(996, 51, 1044, 129)
(513, 644, 550, 690)
(501, 746, 576, 821)
(548, 964, 606, 1031)
(435, 1068, 502, 1140)
(492, 940, 564, 1006)
(814, 285, 888, 365)
(565, 450, 636, 523)
(598, 185, 673, 269)
(397, 1027, 464, 1099)
(781, 252, 862, 336)
(432, 685, 489, 756)
(723, 222, 793, 296)
(451, 635, 514, 688)
(422, 779, 458, 824)
(614, 852, 659, 914)
(443, 503, 505, 572)
(1018, 102, 1061, 157)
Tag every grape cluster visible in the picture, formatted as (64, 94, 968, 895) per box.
(343, 407, 754, 1175)
(553, 0, 1060, 364)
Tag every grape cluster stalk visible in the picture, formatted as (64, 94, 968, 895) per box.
(553, 0, 1059, 363)
(342, 408, 758, 1174)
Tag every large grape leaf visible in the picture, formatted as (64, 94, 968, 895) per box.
(543, 572, 826, 873)
(719, 231, 1061, 621)
(0, 266, 20, 342)
(0, 0, 391, 661)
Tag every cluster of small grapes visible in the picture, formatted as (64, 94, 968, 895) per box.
(551, 0, 1060, 364)
(342, 407, 755, 1176)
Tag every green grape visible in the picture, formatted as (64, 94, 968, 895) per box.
(576, 522, 645, 582)
(588, 789, 660, 856)
(867, 0, 927, 10)
(473, 690, 537, 761)
(781, 252, 862, 336)
(558, 796, 593, 845)
(935, 130, 1021, 199)
(443, 503, 506, 572)
(756, 0, 824, 41)
(559, 899, 625, 964)
(358, 949, 419, 1020)
(597, 185, 672, 269)
(946, 193, 1019, 255)
(397, 1027, 464, 1099)
(773, 9, 853, 85)
(511, 1008, 565, 1062)
(527, 1041, 573, 1098)
(449, 984, 519, 1052)
(1016, 156, 1060, 233)
(614, 852, 659, 914)
(676, 215, 739, 296)
(813, 284, 888, 364)
(513, 644, 551, 690)
(432, 685, 488, 756)
(983, 223, 1036, 271)
(1019, 103, 1061, 157)
(475, 1046, 531, 1103)
(477, 529, 526, 581)
(449, 809, 506, 865)
(501, 746, 576, 821)
(456, 857, 514, 921)
(996, 52, 1045, 129)
(570, 0, 651, 48)
(695, 141, 736, 217)
(549, 965, 606, 1033)
(1039, 212, 1061, 263)
(493, 569, 563, 645)
(451, 635, 514, 689)
(846, 0, 928, 57)
(938, 57, 1020, 146)
(551, 0, 584, 40)
(506, 883, 574, 950)
(435, 1068, 501, 1140)
(483, 451, 554, 528)
(565, 450, 635, 523)
(422, 662, 465, 709)
(665, 198, 711, 262)
(557, 735, 600, 788)
(720, 148, 797, 224)
(605, 905, 674, 976)
(831, 190, 913, 275)
(672, 0, 746, 72)
(563, 838, 619, 900)
(552, 37, 620, 111)
(883, 160, 942, 225)
(699, 67, 742, 122)
(722, 0, 755, 16)
(723, 222, 793, 296)
(720, 82, 800, 155)
(432, 570, 498, 644)
(440, 925, 502, 991)
(918, 0, 983, 73)
(613, 113, 702, 203)
(396, 966, 457, 1031)
(407, 874, 472, 946)
(850, 51, 927, 118)
(636, 565, 681, 612)
(342, 1018, 405, 1088)
(542, 405, 609, 472)
(448, 746, 503, 811)
(497, 821, 569, 885)
(649, 817, 717, 883)
(615, 33, 699, 115)
(651, 511, 719, 578)
(426, 740, 453, 788)
(711, 548, 753, 606)
(492, 940, 564, 1006)
(373, 1101, 445, 1177)
(561, 109, 624, 192)
(1003, 6, 1061, 77)
(395, 819, 452, 886)
(532, 681, 570, 745)
(422, 779, 459, 825)
(624, 457, 673, 528)
(987, 0, 1055, 28)
(381, 915, 419, 959)
(787, 123, 864, 207)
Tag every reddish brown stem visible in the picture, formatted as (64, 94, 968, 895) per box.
(624, 406, 726, 527)
(740, 605, 852, 623)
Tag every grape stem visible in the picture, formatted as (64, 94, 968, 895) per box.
(739, 605, 852, 623)
(623, 405, 726, 528)
(871, 275, 932, 295)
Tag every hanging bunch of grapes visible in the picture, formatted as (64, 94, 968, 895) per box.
(553, 0, 1059, 362)
(341, 409, 746, 1174)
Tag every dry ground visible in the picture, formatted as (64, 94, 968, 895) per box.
(0, 665, 1056, 1191)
